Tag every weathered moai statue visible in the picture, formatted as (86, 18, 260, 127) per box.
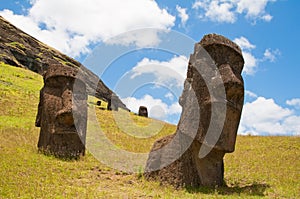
(144, 34, 244, 188)
(138, 106, 148, 117)
(35, 64, 88, 158)
(107, 93, 119, 111)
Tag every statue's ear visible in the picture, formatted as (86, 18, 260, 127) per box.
(35, 88, 44, 127)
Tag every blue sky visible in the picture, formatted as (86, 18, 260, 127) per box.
(0, 0, 299, 136)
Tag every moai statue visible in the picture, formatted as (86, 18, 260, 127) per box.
(138, 106, 148, 117)
(144, 34, 244, 188)
(35, 64, 87, 158)
(107, 93, 119, 111)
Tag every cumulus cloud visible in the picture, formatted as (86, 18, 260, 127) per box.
(0, 0, 175, 57)
(192, 0, 276, 23)
(130, 55, 189, 87)
(176, 5, 189, 25)
(286, 98, 300, 109)
(192, 0, 235, 23)
(239, 96, 300, 136)
(233, 36, 280, 75)
(241, 52, 258, 75)
(234, 36, 258, 75)
(236, 0, 276, 21)
(122, 94, 181, 121)
(165, 92, 175, 101)
(233, 36, 256, 50)
(263, 48, 281, 62)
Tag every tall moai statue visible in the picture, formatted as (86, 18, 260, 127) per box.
(144, 34, 245, 188)
(35, 64, 88, 158)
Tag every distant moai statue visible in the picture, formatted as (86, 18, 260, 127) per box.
(144, 34, 245, 188)
(107, 93, 119, 111)
(35, 64, 87, 158)
(96, 100, 101, 106)
(138, 106, 148, 117)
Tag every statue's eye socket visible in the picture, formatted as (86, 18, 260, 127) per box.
(46, 80, 61, 88)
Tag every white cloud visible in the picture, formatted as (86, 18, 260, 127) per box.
(233, 37, 280, 75)
(242, 51, 258, 75)
(263, 48, 280, 62)
(245, 90, 258, 99)
(286, 98, 300, 109)
(193, 0, 236, 23)
(105, 29, 164, 48)
(165, 92, 174, 101)
(261, 14, 273, 22)
(236, 0, 276, 22)
(233, 36, 256, 50)
(233, 37, 258, 75)
(168, 102, 181, 115)
(131, 55, 189, 88)
(192, 0, 275, 23)
(239, 96, 300, 136)
(176, 5, 189, 25)
(0, 0, 175, 57)
(122, 94, 181, 121)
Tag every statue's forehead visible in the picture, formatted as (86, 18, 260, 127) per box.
(199, 33, 242, 56)
(45, 75, 75, 82)
(43, 65, 87, 89)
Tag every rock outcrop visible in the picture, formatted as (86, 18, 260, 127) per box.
(0, 16, 128, 111)
(144, 34, 244, 188)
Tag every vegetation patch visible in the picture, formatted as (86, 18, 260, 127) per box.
(6, 41, 26, 50)
(0, 63, 299, 198)
(53, 55, 78, 68)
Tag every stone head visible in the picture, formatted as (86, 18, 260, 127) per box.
(181, 34, 244, 153)
(35, 64, 87, 157)
(138, 106, 148, 117)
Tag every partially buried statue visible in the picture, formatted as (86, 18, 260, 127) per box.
(35, 64, 87, 158)
(144, 34, 244, 188)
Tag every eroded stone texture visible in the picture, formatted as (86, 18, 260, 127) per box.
(35, 64, 87, 158)
(138, 106, 148, 117)
(144, 34, 244, 188)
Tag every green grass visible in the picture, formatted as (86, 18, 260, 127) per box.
(0, 62, 299, 198)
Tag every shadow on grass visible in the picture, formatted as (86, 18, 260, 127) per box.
(186, 182, 270, 196)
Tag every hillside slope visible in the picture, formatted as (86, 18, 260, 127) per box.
(0, 62, 299, 198)
(0, 16, 128, 111)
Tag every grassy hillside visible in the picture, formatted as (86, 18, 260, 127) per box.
(0, 62, 299, 198)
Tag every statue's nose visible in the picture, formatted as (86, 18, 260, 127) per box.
(56, 110, 74, 127)
(56, 87, 75, 127)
